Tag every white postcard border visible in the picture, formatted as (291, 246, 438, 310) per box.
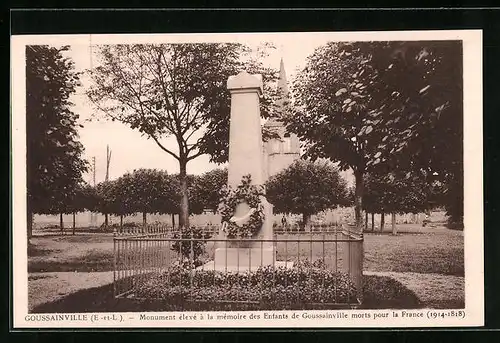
(11, 29, 483, 328)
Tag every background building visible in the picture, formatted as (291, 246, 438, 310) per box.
(263, 58, 301, 180)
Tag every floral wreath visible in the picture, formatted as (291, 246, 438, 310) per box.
(219, 174, 265, 238)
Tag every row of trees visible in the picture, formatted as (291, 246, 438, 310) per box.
(46, 168, 228, 230)
(266, 160, 442, 233)
(362, 170, 442, 234)
(45, 161, 350, 232)
(53, 160, 441, 234)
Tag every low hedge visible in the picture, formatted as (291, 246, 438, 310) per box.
(31, 274, 425, 313)
(134, 263, 358, 309)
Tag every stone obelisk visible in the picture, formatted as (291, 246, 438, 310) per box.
(212, 71, 275, 270)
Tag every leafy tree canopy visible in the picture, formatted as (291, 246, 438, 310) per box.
(189, 168, 228, 212)
(26, 45, 88, 218)
(285, 40, 461, 175)
(363, 170, 435, 215)
(266, 159, 350, 227)
(283, 40, 463, 227)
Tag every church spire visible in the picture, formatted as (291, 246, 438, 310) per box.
(264, 58, 290, 127)
(277, 57, 289, 102)
(275, 58, 290, 117)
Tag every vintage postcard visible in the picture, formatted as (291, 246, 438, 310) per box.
(11, 30, 483, 328)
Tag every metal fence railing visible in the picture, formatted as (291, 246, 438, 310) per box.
(113, 223, 220, 236)
(273, 222, 345, 235)
(113, 225, 363, 311)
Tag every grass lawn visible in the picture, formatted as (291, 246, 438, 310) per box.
(363, 226, 464, 276)
(29, 235, 114, 273)
(28, 225, 463, 276)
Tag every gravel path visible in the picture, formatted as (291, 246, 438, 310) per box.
(364, 271, 465, 308)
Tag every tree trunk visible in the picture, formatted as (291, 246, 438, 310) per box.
(364, 212, 368, 231)
(60, 213, 64, 235)
(179, 160, 190, 230)
(171, 214, 175, 229)
(72, 212, 76, 235)
(391, 212, 397, 235)
(302, 213, 311, 231)
(380, 212, 385, 232)
(120, 214, 123, 233)
(142, 211, 147, 225)
(27, 207, 33, 242)
(371, 213, 375, 232)
(104, 213, 109, 228)
(354, 170, 364, 232)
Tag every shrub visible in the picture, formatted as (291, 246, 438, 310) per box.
(134, 263, 358, 309)
(171, 227, 212, 267)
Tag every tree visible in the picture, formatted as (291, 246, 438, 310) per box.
(103, 145, 112, 226)
(167, 173, 206, 227)
(189, 168, 228, 212)
(88, 43, 279, 229)
(95, 180, 117, 228)
(363, 170, 434, 234)
(26, 45, 88, 239)
(67, 183, 97, 234)
(284, 41, 462, 231)
(105, 175, 134, 230)
(369, 41, 463, 227)
(266, 159, 349, 230)
(120, 169, 174, 226)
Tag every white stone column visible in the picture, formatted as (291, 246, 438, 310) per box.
(211, 71, 275, 270)
(226, 71, 273, 239)
(226, 72, 265, 186)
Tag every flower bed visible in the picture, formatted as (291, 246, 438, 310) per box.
(133, 263, 358, 310)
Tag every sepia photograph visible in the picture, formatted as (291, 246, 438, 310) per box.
(11, 30, 483, 328)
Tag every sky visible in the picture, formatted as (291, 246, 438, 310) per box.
(60, 33, 335, 185)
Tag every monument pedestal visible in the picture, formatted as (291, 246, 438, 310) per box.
(200, 245, 293, 272)
(202, 199, 286, 272)
(212, 245, 275, 270)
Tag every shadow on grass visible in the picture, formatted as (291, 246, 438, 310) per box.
(31, 275, 422, 313)
(28, 250, 114, 273)
(27, 244, 57, 257)
(28, 274, 53, 281)
(361, 275, 421, 309)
